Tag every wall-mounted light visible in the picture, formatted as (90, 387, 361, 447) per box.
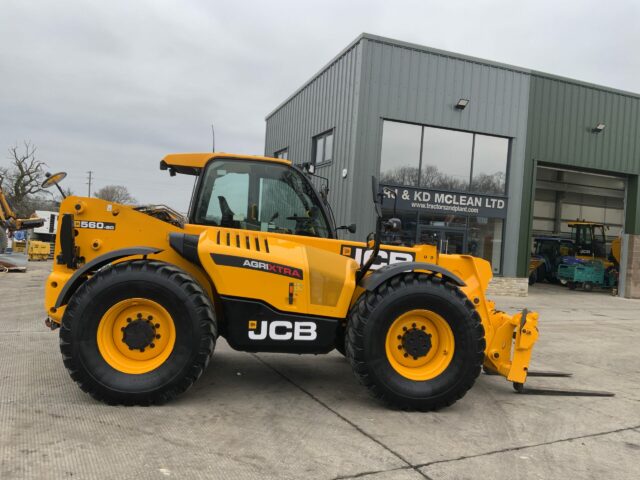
(455, 98, 469, 110)
(592, 122, 606, 133)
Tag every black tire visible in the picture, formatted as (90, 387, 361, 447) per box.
(583, 281, 593, 292)
(60, 260, 216, 405)
(568, 281, 576, 290)
(334, 324, 347, 356)
(0, 228, 7, 253)
(346, 273, 485, 411)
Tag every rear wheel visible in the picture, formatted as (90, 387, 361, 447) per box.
(60, 261, 216, 405)
(346, 273, 485, 411)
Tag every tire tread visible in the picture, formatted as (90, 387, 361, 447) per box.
(346, 272, 485, 411)
(59, 260, 216, 405)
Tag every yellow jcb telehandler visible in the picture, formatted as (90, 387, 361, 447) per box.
(42, 153, 612, 408)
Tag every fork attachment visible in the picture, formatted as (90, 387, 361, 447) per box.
(483, 308, 614, 397)
(525, 370, 572, 377)
(512, 363, 613, 397)
(513, 381, 615, 397)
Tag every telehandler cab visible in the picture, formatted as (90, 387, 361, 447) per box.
(43, 153, 612, 409)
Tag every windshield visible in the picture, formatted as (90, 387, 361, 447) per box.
(193, 159, 332, 238)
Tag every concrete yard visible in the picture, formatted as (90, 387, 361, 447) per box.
(1, 261, 639, 480)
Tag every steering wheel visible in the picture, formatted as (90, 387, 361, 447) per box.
(287, 207, 321, 236)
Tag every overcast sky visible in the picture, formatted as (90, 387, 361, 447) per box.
(1, 0, 638, 211)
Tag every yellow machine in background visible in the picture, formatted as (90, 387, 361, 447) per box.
(528, 256, 545, 285)
(0, 185, 45, 271)
(0, 186, 45, 239)
(12, 240, 26, 253)
(28, 240, 51, 261)
(41, 153, 612, 408)
(569, 221, 621, 266)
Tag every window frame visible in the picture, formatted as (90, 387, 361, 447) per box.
(312, 129, 334, 166)
(189, 157, 336, 239)
(274, 148, 288, 160)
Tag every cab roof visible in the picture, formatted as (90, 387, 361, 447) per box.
(160, 152, 291, 175)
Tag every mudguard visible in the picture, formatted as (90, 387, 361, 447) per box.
(359, 261, 466, 291)
(54, 246, 162, 308)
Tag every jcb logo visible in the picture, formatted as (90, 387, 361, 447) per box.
(248, 320, 317, 341)
(341, 246, 414, 270)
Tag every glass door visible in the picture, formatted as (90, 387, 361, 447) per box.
(442, 230, 465, 254)
(418, 227, 466, 254)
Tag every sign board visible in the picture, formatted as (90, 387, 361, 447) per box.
(380, 184, 508, 219)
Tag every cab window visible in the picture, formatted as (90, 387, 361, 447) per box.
(194, 159, 332, 238)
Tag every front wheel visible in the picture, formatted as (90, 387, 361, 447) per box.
(60, 261, 217, 405)
(346, 273, 485, 411)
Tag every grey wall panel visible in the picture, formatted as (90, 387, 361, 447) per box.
(265, 42, 363, 233)
(350, 37, 531, 276)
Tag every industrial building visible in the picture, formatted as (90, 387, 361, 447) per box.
(265, 34, 640, 297)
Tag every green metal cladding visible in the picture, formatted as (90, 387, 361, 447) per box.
(517, 74, 640, 276)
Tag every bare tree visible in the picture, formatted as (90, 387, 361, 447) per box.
(95, 185, 137, 205)
(1, 142, 46, 216)
(0, 166, 8, 187)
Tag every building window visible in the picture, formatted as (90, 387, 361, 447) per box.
(471, 134, 508, 195)
(421, 127, 473, 190)
(379, 120, 508, 193)
(274, 148, 288, 160)
(379, 120, 509, 274)
(380, 121, 422, 186)
(312, 130, 334, 165)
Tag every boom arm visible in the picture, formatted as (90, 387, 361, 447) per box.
(0, 187, 44, 231)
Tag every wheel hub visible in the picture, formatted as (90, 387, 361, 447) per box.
(401, 327, 432, 359)
(385, 309, 455, 381)
(122, 316, 157, 352)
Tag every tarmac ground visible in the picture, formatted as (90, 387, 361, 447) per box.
(1, 261, 639, 479)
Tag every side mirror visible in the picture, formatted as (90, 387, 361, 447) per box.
(301, 162, 316, 175)
(337, 223, 357, 234)
(41, 171, 68, 198)
(41, 172, 67, 189)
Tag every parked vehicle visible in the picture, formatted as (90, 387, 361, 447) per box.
(557, 260, 618, 292)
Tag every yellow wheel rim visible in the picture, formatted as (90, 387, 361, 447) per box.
(97, 298, 176, 375)
(385, 309, 455, 381)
